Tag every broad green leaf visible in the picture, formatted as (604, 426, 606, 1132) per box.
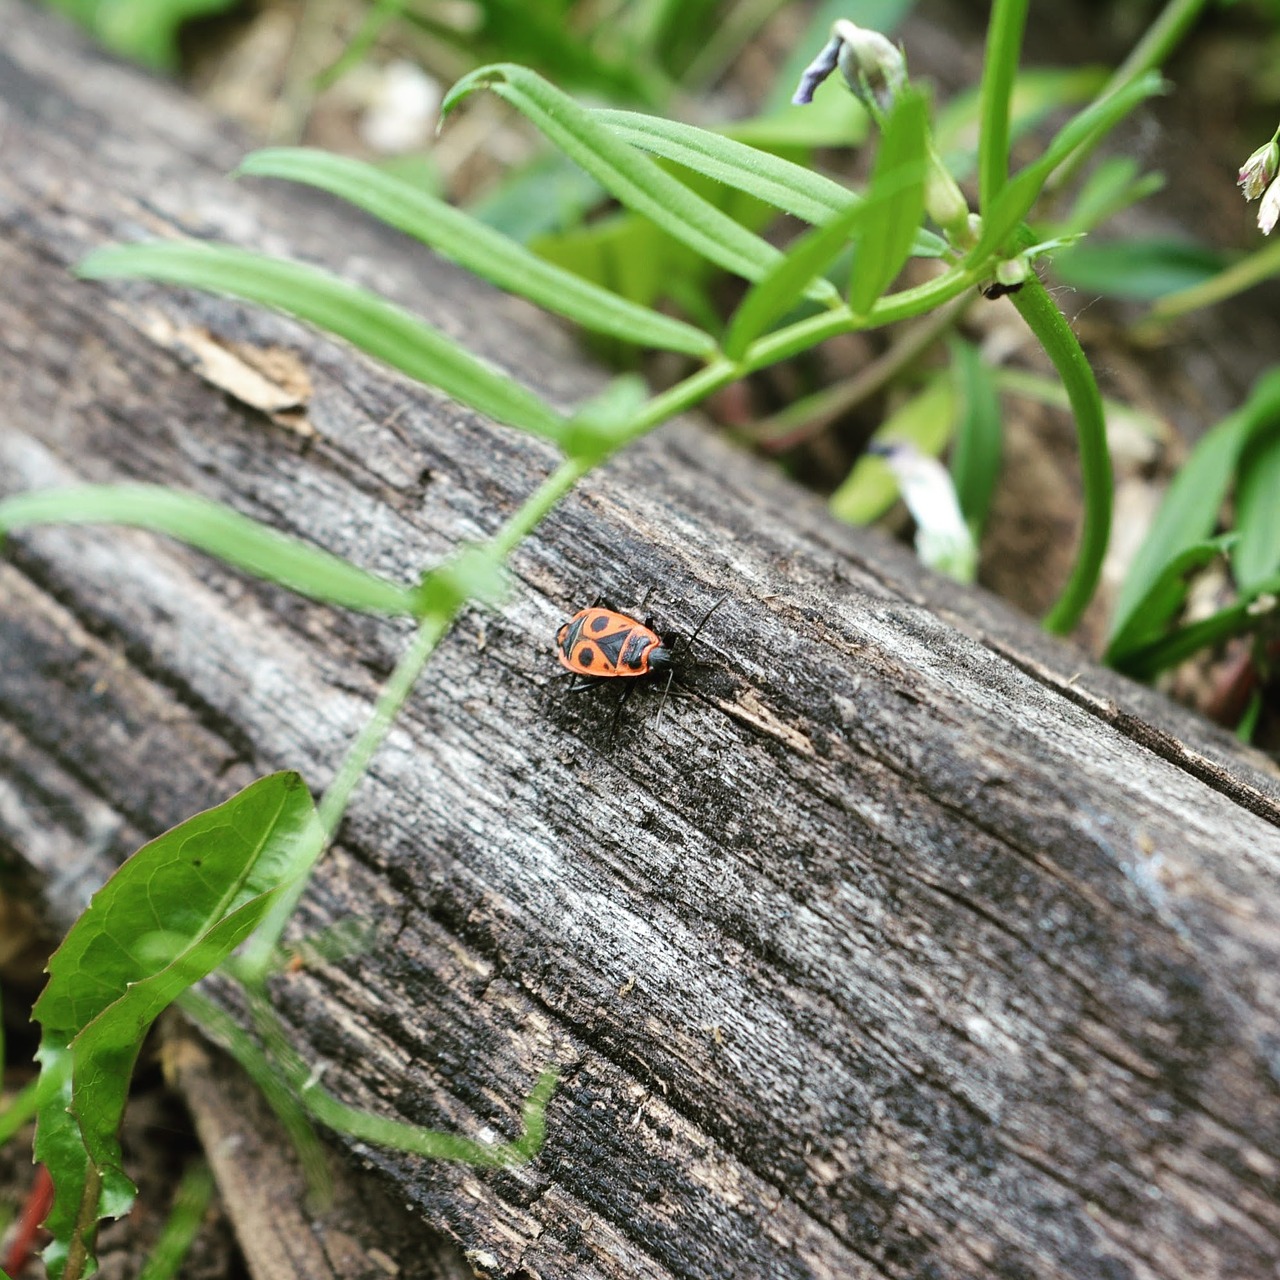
(77, 242, 567, 444)
(442, 64, 839, 303)
(237, 149, 716, 359)
(0, 485, 419, 616)
(848, 89, 929, 315)
(724, 199, 871, 360)
(1051, 238, 1226, 302)
(1105, 535, 1236, 664)
(830, 379, 955, 523)
(594, 108, 946, 259)
(969, 73, 1165, 262)
(34, 773, 321, 1279)
(1234, 421, 1280, 590)
(948, 338, 1002, 536)
(1108, 367, 1280, 645)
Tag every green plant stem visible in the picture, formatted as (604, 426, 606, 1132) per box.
(136, 1163, 216, 1280)
(1011, 277, 1112, 634)
(242, 265, 979, 974)
(1143, 236, 1280, 327)
(1049, 0, 1207, 194)
(978, 0, 1029, 212)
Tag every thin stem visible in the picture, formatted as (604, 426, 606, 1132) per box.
(1011, 278, 1112, 634)
(1049, 0, 1206, 193)
(977, 0, 1029, 212)
(1142, 236, 1280, 328)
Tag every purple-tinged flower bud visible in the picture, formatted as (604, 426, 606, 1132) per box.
(1239, 139, 1279, 201)
(791, 21, 907, 113)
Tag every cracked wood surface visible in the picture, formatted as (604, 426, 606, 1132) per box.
(3, 5, 1280, 1278)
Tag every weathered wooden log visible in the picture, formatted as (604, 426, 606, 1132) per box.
(3, 6, 1279, 1278)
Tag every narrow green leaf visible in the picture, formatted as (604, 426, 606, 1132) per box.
(1105, 534, 1236, 664)
(34, 773, 321, 1279)
(724, 200, 871, 359)
(1108, 367, 1280, 645)
(0, 485, 419, 616)
(976, 0, 1029, 211)
(849, 89, 929, 315)
(969, 73, 1165, 261)
(948, 338, 1002, 536)
(595, 108, 947, 259)
(1113, 577, 1280, 682)
(78, 241, 567, 443)
(442, 63, 838, 303)
(830, 379, 955, 523)
(1234, 421, 1280, 590)
(238, 148, 716, 359)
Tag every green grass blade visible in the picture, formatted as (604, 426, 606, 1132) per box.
(34, 773, 321, 1279)
(0, 484, 420, 616)
(1105, 535, 1236, 664)
(724, 199, 871, 359)
(848, 89, 929, 315)
(977, 0, 1029, 211)
(947, 337, 1003, 536)
(442, 63, 838, 303)
(1107, 367, 1280, 644)
(136, 1163, 216, 1280)
(237, 148, 717, 358)
(1233, 420, 1280, 591)
(969, 72, 1165, 260)
(78, 242, 567, 443)
(1113, 575, 1280, 681)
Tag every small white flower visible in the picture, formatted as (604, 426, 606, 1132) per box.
(1259, 176, 1280, 235)
(1238, 139, 1279, 201)
(868, 442, 977, 583)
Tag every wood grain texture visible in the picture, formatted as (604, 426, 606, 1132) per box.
(2, 6, 1279, 1278)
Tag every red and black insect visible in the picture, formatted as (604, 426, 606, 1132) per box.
(554, 594, 725, 720)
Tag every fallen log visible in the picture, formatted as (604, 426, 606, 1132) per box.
(2, 5, 1279, 1278)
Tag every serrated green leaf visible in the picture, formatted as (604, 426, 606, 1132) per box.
(34, 773, 321, 1279)
(77, 242, 567, 443)
(237, 148, 716, 359)
(969, 73, 1165, 262)
(0, 485, 419, 616)
(848, 90, 929, 316)
(442, 63, 838, 303)
(948, 337, 1002, 536)
(1234, 422, 1280, 590)
(830, 379, 955, 523)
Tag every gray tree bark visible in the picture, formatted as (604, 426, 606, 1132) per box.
(2, 5, 1279, 1278)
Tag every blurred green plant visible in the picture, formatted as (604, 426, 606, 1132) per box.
(2, 3, 1179, 1271)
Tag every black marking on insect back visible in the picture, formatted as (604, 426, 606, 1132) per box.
(620, 630, 652, 671)
(594, 628, 630, 667)
(558, 613, 588, 659)
(577, 645, 597, 668)
(590, 613, 610, 633)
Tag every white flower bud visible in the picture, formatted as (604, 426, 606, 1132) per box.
(1259, 175, 1280, 235)
(791, 21, 906, 111)
(1239, 139, 1280, 201)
